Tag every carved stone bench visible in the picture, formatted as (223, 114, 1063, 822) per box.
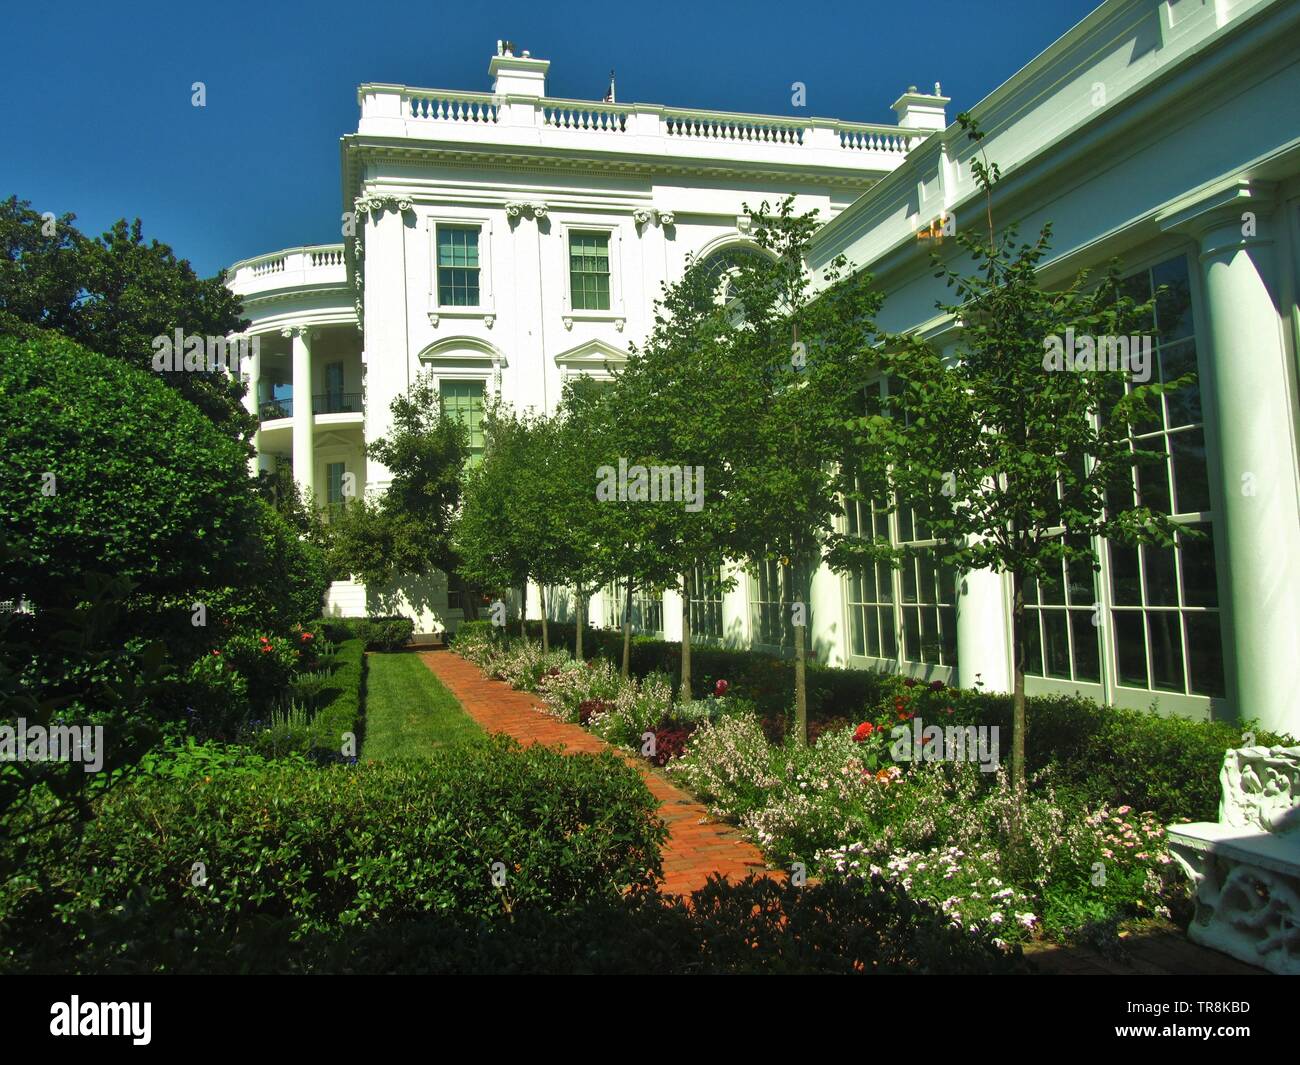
(1167, 745, 1300, 975)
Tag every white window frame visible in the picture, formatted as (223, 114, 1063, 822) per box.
(556, 219, 625, 324)
(428, 215, 495, 321)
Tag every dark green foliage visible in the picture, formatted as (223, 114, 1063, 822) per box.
(317, 616, 414, 652)
(0, 197, 253, 434)
(0, 331, 254, 635)
(0, 734, 664, 972)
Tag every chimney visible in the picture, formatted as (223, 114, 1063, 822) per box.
(891, 83, 950, 134)
(489, 44, 549, 98)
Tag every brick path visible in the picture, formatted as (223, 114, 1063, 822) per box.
(416, 649, 1266, 974)
(418, 649, 774, 896)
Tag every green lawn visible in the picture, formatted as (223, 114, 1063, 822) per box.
(362, 652, 483, 760)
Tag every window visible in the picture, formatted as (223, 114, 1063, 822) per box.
(749, 558, 797, 650)
(437, 226, 480, 307)
(688, 563, 724, 643)
(439, 380, 485, 461)
(606, 583, 663, 635)
(1026, 254, 1222, 699)
(326, 462, 346, 506)
(1108, 256, 1222, 698)
(844, 377, 958, 668)
(569, 233, 610, 311)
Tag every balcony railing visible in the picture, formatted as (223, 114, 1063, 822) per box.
(228, 244, 349, 297)
(313, 392, 363, 415)
(357, 86, 917, 168)
(260, 398, 292, 421)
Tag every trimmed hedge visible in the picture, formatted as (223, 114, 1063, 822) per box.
(1, 735, 666, 973)
(317, 616, 414, 652)
(307, 636, 365, 759)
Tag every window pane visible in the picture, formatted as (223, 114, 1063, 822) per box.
(1186, 613, 1225, 698)
(1143, 542, 1179, 607)
(1160, 340, 1201, 427)
(1110, 543, 1142, 606)
(920, 608, 940, 662)
(1153, 256, 1192, 343)
(1025, 613, 1044, 677)
(1114, 611, 1148, 688)
(1179, 524, 1218, 608)
(1042, 610, 1071, 679)
(1148, 611, 1184, 692)
(850, 605, 865, 657)
(939, 606, 958, 666)
(1170, 429, 1210, 515)
(903, 607, 921, 661)
(1135, 452, 1171, 513)
(1070, 611, 1101, 683)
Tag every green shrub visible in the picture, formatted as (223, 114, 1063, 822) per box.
(0, 331, 254, 656)
(323, 616, 415, 652)
(1, 735, 665, 972)
(246, 637, 365, 761)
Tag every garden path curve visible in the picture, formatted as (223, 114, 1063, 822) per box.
(418, 648, 775, 897)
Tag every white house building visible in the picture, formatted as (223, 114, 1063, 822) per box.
(229, 0, 1300, 736)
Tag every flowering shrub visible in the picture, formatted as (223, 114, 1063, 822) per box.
(220, 633, 301, 708)
(668, 714, 781, 817)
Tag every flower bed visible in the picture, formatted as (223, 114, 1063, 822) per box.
(451, 626, 1200, 951)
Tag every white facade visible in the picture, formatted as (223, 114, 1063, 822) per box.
(229, 0, 1300, 735)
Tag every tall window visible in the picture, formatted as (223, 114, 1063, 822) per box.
(688, 563, 724, 643)
(569, 233, 611, 310)
(326, 461, 346, 507)
(437, 226, 480, 307)
(749, 558, 796, 651)
(1024, 555, 1102, 684)
(1106, 255, 1221, 698)
(439, 380, 485, 461)
(844, 377, 958, 668)
(605, 583, 663, 635)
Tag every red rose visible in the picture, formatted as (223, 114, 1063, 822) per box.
(714, 679, 729, 696)
(853, 722, 875, 742)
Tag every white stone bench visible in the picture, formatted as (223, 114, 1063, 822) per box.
(1167, 745, 1300, 975)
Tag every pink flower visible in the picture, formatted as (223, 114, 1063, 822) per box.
(714, 679, 729, 696)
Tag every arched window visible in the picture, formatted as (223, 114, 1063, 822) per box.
(697, 245, 767, 307)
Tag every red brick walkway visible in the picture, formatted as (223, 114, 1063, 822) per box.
(418, 649, 773, 896)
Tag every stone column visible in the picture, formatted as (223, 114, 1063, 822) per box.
(242, 332, 266, 476)
(285, 325, 316, 503)
(1159, 181, 1300, 735)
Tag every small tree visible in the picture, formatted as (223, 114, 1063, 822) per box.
(834, 115, 1189, 798)
(332, 374, 469, 597)
(720, 198, 885, 743)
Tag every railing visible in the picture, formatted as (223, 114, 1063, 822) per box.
(542, 100, 629, 132)
(663, 108, 804, 145)
(260, 398, 293, 421)
(229, 245, 348, 293)
(312, 392, 363, 415)
(406, 90, 499, 123)
(362, 84, 916, 163)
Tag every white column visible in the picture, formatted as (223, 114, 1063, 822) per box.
(242, 333, 269, 476)
(285, 325, 315, 503)
(1160, 181, 1300, 735)
(957, 567, 1012, 693)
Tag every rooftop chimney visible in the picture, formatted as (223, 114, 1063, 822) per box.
(891, 83, 950, 134)
(490, 44, 549, 97)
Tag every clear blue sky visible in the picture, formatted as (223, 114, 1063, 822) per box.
(1, 0, 1100, 277)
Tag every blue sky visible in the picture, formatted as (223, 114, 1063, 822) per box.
(1, 0, 1100, 277)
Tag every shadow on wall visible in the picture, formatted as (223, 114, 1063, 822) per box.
(367, 572, 445, 634)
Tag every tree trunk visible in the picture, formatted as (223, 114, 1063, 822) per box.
(540, 583, 549, 653)
(793, 558, 808, 746)
(575, 587, 585, 661)
(1011, 569, 1027, 797)
(621, 575, 633, 679)
(680, 569, 692, 701)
